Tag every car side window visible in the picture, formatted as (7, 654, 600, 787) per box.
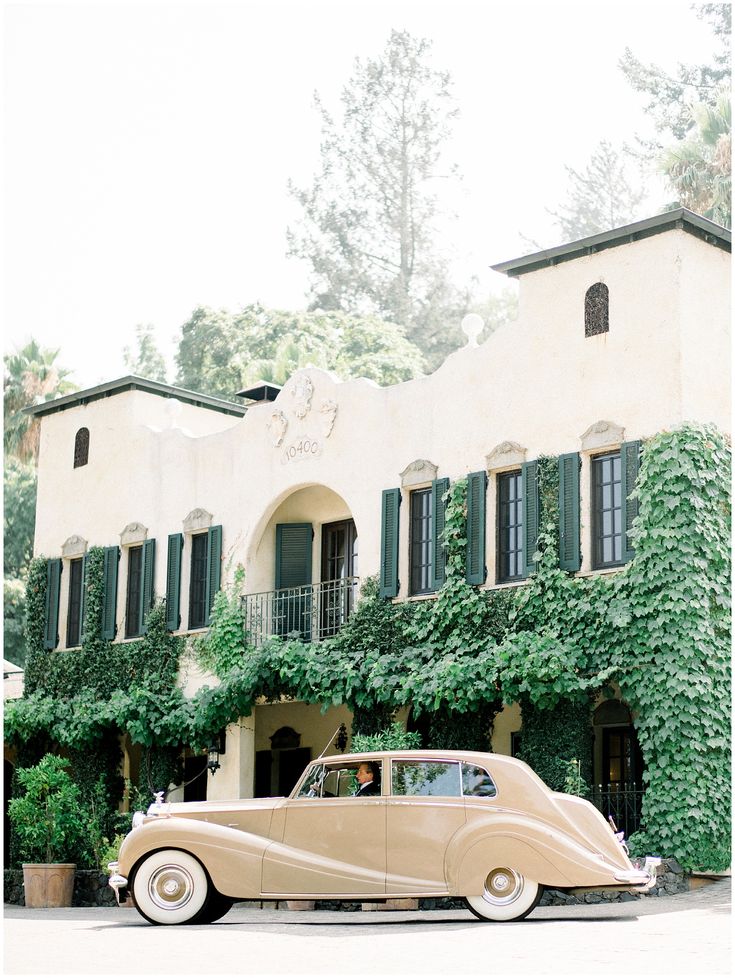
(461, 763, 497, 798)
(392, 761, 462, 797)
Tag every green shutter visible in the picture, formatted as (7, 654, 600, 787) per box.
(275, 523, 313, 590)
(165, 533, 184, 631)
(621, 440, 642, 563)
(139, 539, 156, 634)
(79, 553, 89, 640)
(466, 471, 487, 586)
(102, 546, 120, 641)
(558, 452, 581, 572)
(379, 488, 401, 599)
(430, 477, 450, 590)
(521, 460, 540, 576)
(204, 525, 223, 626)
(43, 558, 62, 650)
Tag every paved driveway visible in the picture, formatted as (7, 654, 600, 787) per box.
(4, 880, 731, 977)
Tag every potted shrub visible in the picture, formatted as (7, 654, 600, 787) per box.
(8, 754, 83, 908)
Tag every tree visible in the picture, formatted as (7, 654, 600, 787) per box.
(620, 4, 731, 145)
(662, 89, 731, 228)
(547, 141, 647, 241)
(4, 341, 75, 462)
(4, 458, 37, 668)
(287, 29, 466, 369)
(122, 324, 168, 383)
(175, 305, 425, 399)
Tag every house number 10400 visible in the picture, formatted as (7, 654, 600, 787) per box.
(283, 438, 322, 463)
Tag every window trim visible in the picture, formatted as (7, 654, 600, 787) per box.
(65, 557, 84, 647)
(496, 469, 524, 584)
(408, 487, 433, 596)
(591, 450, 624, 569)
(125, 545, 144, 638)
(188, 531, 209, 630)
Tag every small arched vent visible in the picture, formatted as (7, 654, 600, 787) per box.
(585, 282, 609, 337)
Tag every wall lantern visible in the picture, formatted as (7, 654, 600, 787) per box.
(207, 743, 221, 775)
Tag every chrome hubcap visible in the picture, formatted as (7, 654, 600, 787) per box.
(148, 864, 194, 911)
(483, 868, 523, 905)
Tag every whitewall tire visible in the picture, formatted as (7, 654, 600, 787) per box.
(465, 867, 542, 922)
(131, 849, 211, 925)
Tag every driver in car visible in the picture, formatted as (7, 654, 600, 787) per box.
(353, 762, 381, 796)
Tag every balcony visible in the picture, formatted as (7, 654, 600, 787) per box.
(589, 783, 644, 838)
(242, 576, 359, 646)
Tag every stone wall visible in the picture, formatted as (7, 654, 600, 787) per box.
(4, 870, 116, 907)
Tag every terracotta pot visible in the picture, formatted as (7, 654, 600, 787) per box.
(22, 863, 76, 908)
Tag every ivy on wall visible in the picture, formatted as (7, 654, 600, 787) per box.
(5, 424, 730, 871)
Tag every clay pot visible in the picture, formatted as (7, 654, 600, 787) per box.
(22, 864, 76, 908)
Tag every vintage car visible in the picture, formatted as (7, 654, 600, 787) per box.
(109, 750, 659, 925)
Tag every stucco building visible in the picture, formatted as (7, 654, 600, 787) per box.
(26, 209, 731, 814)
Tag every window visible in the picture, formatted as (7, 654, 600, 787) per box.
(592, 452, 623, 568)
(461, 763, 497, 798)
(73, 428, 89, 467)
(585, 282, 609, 337)
(66, 558, 84, 647)
(497, 471, 523, 582)
(409, 488, 433, 595)
(392, 760, 461, 797)
(125, 546, 143, 638)
(189, 533, 208, 629)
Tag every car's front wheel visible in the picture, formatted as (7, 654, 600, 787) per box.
(131, 849, 211, 925)
(465, 867, 542, 922)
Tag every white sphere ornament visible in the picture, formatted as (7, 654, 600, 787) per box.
(461, 313, 484, 347)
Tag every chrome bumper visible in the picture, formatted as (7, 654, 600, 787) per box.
(614, 856, 662, 892)
(107, 862, 129, 905)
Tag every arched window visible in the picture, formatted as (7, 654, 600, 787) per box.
(585, 282, 609, 337)
(73, 427, 89, 468)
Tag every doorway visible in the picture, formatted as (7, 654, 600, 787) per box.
(320, 519, 358, 638)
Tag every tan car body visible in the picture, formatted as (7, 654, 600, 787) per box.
(111, 750, 656, 923)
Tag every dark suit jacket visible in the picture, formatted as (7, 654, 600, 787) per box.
(355, 781, 381, 796)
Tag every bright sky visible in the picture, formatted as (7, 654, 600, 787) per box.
(3, 0, 717, 388)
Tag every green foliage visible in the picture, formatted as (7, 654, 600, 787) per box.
(620, 5, 730, 144)
(4, 339, 76, 462)
(609, 425, 731, 871)
(195, 566, 248, 677)
(661, 89, 731, 228)
(175, 305, 424, 399)
(351, 723, 421, 753)
(547, 140, 647, 241)
(96, 832, 127, 874)
(8, 755, 84, 864)
(518, 696, 594, 792)
(4, 457, 37, 576)
(122, 323, 168, 382)
(562, 759, 591, 799)
(287, 29, 467, 368)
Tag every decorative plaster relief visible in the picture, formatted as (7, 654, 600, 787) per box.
(486, 441, 527, 472)
(268, 410, 288, 447)
(291, 375, 314, 420)
(319, 399, 338, 438)
(120, 522, 148, 546)
(183, 508, 213, 533)
(580, 420, 625, 453)
(61, 535, 88, 558)
(400, 459, 438, 488)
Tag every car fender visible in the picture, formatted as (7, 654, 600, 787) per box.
(447, 814, 629, 893)
(119, 816, 269, 899)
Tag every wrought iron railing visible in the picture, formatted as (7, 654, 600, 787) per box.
(242, 577, 359, 646)
(589, 784, 644, 837)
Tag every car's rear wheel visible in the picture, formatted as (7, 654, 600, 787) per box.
(131, 849, 211, 925)
(465, 867, 542, 922)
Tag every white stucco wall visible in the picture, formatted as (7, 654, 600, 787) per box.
(31, 226, 730, 778)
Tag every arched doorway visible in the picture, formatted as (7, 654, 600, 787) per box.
(244, 485, 359, 645)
